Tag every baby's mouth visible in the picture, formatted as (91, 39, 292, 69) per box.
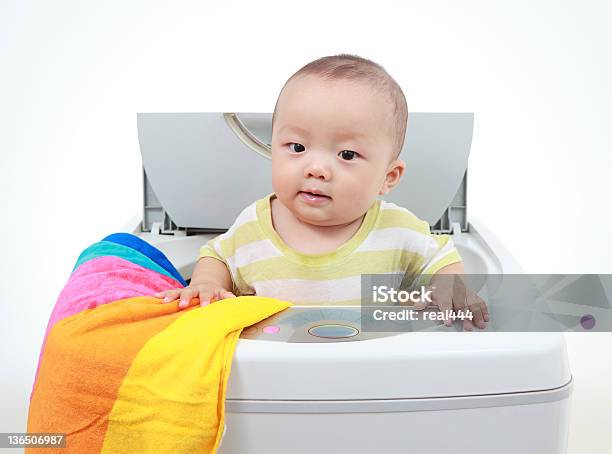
(298, 191, 332, 202)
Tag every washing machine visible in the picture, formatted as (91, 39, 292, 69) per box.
(123, 112, 572, 453)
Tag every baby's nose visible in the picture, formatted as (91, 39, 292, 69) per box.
(304, 162, 331, 180)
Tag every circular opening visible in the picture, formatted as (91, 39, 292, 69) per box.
(308, 324, 359, 339)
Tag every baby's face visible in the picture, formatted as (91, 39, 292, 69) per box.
(271, 74, 400, 227)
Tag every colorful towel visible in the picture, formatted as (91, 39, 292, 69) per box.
(27, 233, 291, 453)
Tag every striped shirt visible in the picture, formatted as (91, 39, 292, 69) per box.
(199, 193, 462, 305)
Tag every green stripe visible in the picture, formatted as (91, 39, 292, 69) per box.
(73, 241, 177, 281)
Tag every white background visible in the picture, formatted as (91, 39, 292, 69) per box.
(1, 0, 610, 452)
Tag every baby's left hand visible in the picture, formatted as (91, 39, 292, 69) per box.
(414, 274, 489, 331)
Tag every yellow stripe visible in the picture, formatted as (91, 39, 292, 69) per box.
(199, 249, 251, 296)
(218, 221, 264, 256)
(101, 296, 290, 454)
(416, 250, 463, 286)
(432, 233, 451, 248)
(376, 208, 430, 233)
(198, 199, 434, 265)
(291, 298, 363, 306)
(198, 221, 270, 260)
(195, 194, 462, 300)
(240, 250, 427, 281)
(199, 244, 222, 261)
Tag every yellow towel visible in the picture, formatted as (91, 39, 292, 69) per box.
(102, 296, 291, 453)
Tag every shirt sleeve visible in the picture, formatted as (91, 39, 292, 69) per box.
(412, 219, 463, 287)
(198, 207, 262, 296)
(197, 232, 239, 294)
(199, 235, 224, 262)
(420, 233, 463, 276)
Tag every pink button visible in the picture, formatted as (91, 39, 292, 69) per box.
(263, 325, 280, 334)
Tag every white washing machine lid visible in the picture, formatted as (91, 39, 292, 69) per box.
(226, 332, 571, 400)
(137, 112, 472, 233)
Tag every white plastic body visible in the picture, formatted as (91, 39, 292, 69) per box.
(124, 215, 572, 454)
(219, 399, 571, 454)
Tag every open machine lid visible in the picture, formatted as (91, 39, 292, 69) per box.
(137, 112, 472, 233)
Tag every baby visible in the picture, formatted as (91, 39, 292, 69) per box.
(155, 54, 488, 330)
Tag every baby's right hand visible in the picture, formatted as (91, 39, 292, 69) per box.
(154, 283, 236, 310)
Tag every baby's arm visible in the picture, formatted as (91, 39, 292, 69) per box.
(427, 260, 489, 330)
(432, 261, 464, 275)
(154, 257, 236, 309)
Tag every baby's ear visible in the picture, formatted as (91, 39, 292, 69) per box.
(380, 159, 406, 194)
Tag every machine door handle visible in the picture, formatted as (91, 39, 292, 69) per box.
(223, 112, 272, 160)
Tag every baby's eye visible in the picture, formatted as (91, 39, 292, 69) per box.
(288, 143, 306, 153)
(338, 150, 358, 161)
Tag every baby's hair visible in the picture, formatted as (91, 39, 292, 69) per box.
(272, 54, 408, 160)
